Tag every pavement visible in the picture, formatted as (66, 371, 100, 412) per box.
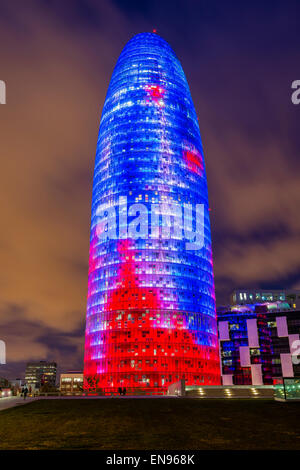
(0, 396, 38, 411)
(0, 395, 173, 410)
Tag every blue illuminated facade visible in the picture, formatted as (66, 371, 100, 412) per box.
(84, 33, 220, 392)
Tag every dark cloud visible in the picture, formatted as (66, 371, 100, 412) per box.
(0, 0, 300, 379)
(0, 313, 84, 379)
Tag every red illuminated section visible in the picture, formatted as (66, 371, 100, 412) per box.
(84, 238, 220, 392)
(184, 148, 204, 176)
(145, 84, 165, 105)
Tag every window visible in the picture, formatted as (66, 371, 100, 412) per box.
(250, 348, 260, 356)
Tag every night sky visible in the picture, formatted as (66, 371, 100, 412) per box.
(0, 0, 299, 379)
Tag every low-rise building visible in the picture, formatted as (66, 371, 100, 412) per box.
(0, 377, 10, 388)
(0, 377, 12, 398)
(230, 289, 300, 310)
(60, 372, 83, 395)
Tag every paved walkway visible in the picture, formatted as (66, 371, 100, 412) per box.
(0, 395, 171, 410)
(0, 396, 37, 411)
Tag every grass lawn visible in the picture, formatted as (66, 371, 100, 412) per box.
(0, 398, 299, 450)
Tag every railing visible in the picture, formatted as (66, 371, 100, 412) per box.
(33, 391, 62, 397)
(84, 387, 165, 396)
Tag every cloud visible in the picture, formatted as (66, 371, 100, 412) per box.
(0, 1, 128, 375)
(0, 312, 84, 378)
(215, 236, 300, 284)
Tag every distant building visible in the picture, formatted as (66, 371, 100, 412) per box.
(25, 361, 57, 389)
(60, 372, 83, 396)
(9, 379, 23, 396)
(230, 289, 300, 309)
(217, 302, 300, 385)
(10, 378, 23, 388)
(0, 377, 12, 398)
(0, 377, 10, 389)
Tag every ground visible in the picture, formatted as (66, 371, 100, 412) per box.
(0, 398, 299, 450)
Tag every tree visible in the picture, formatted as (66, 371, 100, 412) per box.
(84, 375, 100, 394)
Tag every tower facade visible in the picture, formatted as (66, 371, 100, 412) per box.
(84, 33, 220, 391)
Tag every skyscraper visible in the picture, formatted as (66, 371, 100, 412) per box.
(84, 32, 220, 392)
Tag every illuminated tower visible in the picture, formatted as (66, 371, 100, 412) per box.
(84, 33, 220, 392)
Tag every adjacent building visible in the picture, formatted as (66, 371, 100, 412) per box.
(84, 32, 220, 392)
(60, 372, 83, 396)
(230, 289, 300, 310)
(25, 361, 57, 389)
(218, 301, 300, 385)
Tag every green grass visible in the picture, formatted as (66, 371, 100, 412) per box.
(0, 398, 299, 450)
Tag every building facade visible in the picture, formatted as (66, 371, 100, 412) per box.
(0, 377, 10, 389)
(25, 361, 57, 389)
(218, 303, 300, 385)
(60, 372, 83, 396)
(230, 289, 300, 309)
(84, 32, 220, 392)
